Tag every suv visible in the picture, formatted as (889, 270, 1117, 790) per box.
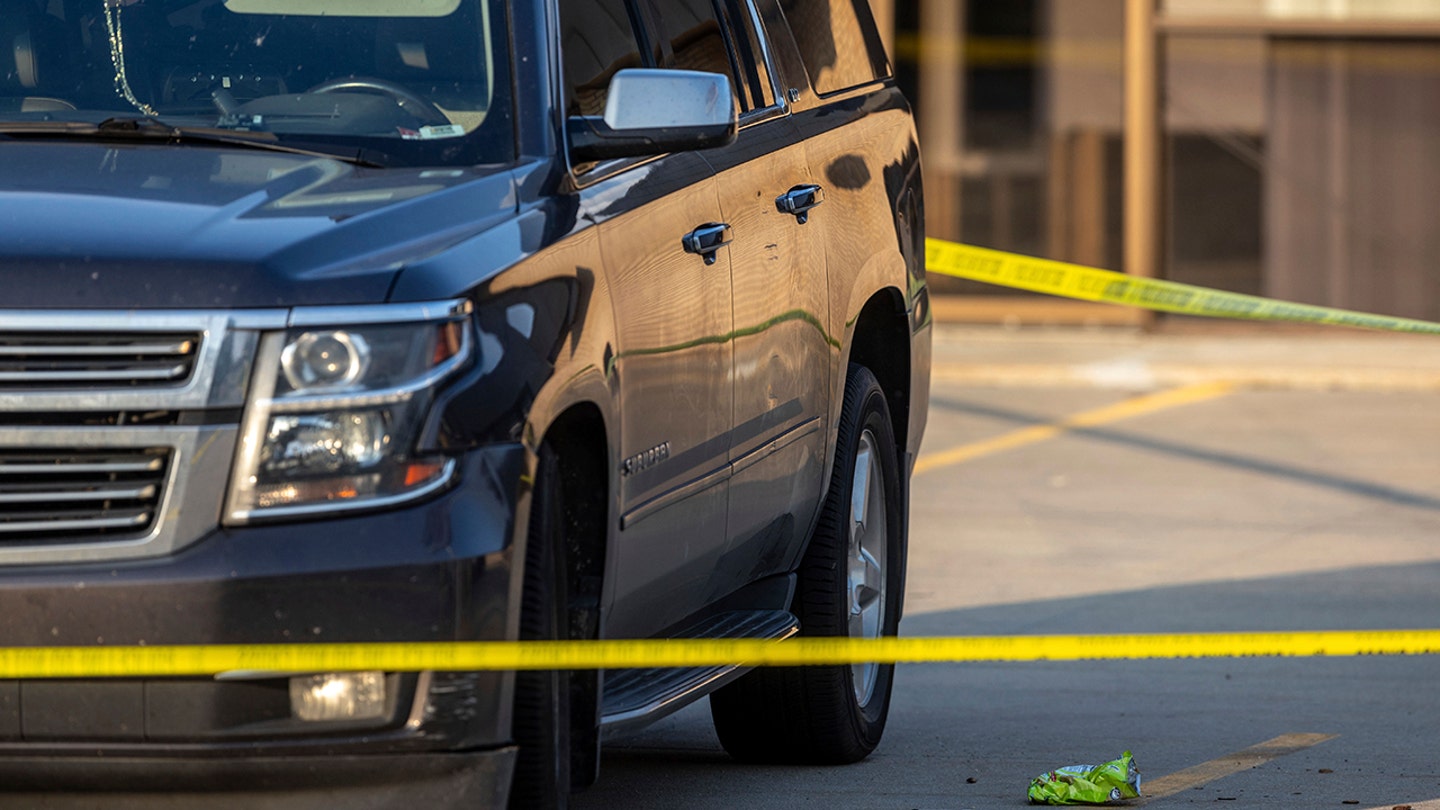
(0, 0, 929, 807)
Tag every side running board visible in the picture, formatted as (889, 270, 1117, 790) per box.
(599, 609, 799, 741)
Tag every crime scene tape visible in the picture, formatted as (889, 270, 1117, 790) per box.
(4, 630, 1440, 678)
(5, 243, 1438, 680)
(926, 238, 1440, 334)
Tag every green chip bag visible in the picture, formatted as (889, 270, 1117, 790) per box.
(1027, 751, 1142, 805)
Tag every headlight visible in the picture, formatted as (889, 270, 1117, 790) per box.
(225, 307, 472, 523)
(280, 331, 371, 390)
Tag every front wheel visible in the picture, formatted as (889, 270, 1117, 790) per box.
(709, 364, 905, 764)
(508, 446, 571, 809)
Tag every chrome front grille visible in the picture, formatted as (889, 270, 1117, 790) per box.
(0, 304, 451, 563)
(0, 332, 200, 388)
(0, 448, 170, 542)
(0, 309, 274, 563)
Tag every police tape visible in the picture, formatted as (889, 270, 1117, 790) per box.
(926, 238, 1440, 334)
(5, 630, 1440, 677)
(6, 242, 1438, 681)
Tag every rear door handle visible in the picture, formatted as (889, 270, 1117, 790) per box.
(682, 223, 733, 265)
(776, 184, 824, 224)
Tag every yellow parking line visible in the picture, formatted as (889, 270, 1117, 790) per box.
(1144, 733, 1338, 801)
(914, 381, 1235, 476)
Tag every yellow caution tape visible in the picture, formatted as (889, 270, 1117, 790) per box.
(926, 238, 1440, 334)
(4, 630, 1440, 678)
(7, 241, 1438, 681)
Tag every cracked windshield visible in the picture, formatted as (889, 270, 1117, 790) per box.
(2, 0, 512, 165)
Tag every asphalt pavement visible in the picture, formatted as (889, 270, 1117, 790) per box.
(575, 322, 1440, 810)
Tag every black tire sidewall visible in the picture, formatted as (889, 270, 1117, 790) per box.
(508, 447, 571, 810)
(707, 365, 907, 765)
(796, 366, 904, 746)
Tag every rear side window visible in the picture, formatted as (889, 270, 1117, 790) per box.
(559, 0, 644, 117)
(777, 0, 890, 96)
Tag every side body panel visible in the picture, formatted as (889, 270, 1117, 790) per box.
(590, 155, 735, 640)
(706, 110, 831, 597)
(756, 1, 925, 461)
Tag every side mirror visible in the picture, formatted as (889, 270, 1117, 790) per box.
(568, 69, 738, 163)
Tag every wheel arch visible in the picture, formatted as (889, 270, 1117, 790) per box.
(845, 289, 912, 460)
(535, 401, 609, 642)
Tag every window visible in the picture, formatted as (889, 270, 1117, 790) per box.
(656, 0, 744, 113)
(0, 0, 513, 167)
(559, 0, 644, 117)
(778, 0, 890, 96)
(722, 0, 776, 111)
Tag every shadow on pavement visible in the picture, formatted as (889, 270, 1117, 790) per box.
(577, 559, 1440, 809)
(927, 393, 1440, 512)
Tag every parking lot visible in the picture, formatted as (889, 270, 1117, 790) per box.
(576, 324, 1440, 810)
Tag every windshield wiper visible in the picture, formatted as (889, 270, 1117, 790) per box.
(0, 117, 387, 168)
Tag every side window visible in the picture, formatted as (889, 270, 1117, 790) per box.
(656, 0, 745, 113)
(777, 0, 890, 96)
(559, 0, 644, 117)
(722, 0, 776, 111)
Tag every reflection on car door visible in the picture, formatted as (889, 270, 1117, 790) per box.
(765, 0, 914, 465)
(559, 0, 736, 640)
(689, 0, 830, 601)
(590, 156, 735, 640)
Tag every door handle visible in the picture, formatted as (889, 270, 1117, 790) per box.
(682, 222, 733, 265)
(776, 184, 824, 224)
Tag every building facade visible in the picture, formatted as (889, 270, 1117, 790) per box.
(885, 0, 1440, 323)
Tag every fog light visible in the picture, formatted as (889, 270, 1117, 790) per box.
(289, 672, 386, 722)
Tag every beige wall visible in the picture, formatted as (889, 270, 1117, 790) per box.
(1046, 0, 1126, 133)
(1166, 0, 1440, 16)
(1046, 2, 1266, 133)
(1166, 37, 1266, 131)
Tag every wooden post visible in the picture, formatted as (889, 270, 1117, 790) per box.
(919, 0, 964, 240)
(1124, 0, 1160, 287)
(1123, 0, 1159, 328)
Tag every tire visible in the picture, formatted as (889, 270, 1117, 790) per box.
(508, 446, 571, 810)
(709, 364, 905, 764)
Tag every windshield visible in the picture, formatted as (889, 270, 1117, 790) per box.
(0, 0, 512, 166)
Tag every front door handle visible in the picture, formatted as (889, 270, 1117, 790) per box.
(682, 222, 733, 265)
(776, 184, 824, 224)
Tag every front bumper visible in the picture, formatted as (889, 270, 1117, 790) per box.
(0, 444, 529, 796)
(0, 748, 516, 809)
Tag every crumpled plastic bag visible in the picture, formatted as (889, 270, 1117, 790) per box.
(1027, 750, 1142, 805)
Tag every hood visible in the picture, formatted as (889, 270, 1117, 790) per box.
(0, 142, 518, 309)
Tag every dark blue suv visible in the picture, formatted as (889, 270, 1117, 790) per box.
(0, 0, 928, 806)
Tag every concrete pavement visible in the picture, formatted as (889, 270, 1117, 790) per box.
(576, 322, 1440, 810)
(930, 322, 1440, 391)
